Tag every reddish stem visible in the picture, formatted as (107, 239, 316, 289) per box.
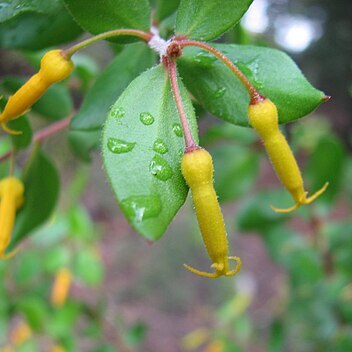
(165, 57, 197, 151)
(178, 40, 264, 104)
(34, 115, 72, 143)
(0, 115, 72, 163)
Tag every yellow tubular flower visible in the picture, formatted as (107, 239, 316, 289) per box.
(0, 50, 73, 134)
(10, 321, 32, 347)
(51, 267, 72, 308)
(248, 98, 328, 213)
(0, 177, 24, 259)
(181, 148, 241, 278)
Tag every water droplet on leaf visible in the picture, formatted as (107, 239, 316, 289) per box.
(213, 87, 226, 98)
(234, 58, 263, 89)
(107, 138, 135, 154)
(149, 155, 173, 181)
(172, 123, 183, 137)
(111, 106, 125, 118)
(140, 112, 155, 125)
(121, 195, 162, 222)
(194, 51, 216, 67)
(153, 139, 168, 154)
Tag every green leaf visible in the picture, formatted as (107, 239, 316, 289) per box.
(0, 94, 32, 149)
(74, 250, 103, 286)
(10, 147, 60, 248)
(211, 144, 259, 202)
(305, 135, 345, 206)
(236, 189, 292, 232)
(201, 122, 256, 145)
(124, 322, 148, 347)
(0, 0, 60, 23)
(69, 43, 155, 160)
(176, 0, 253, 41)
(18, 296, 48, 331)
(178, 44, 326, 126)
(102, 65, 198, 240)
(32, 85, 73, 120)
(15, 251, 43, 285)
(2, 76, 73, 120)
(8, 116, 33, 150)
(154, 0, 180, 22)
(63, 0, 151, 43)
(68, 129, 101, 162)
(71, 44, 155, 131)
(323, 222, 352, 276)
(0, 1, 82, 50)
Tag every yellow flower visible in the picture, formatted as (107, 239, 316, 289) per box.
(51, 267, 72, 307)
(181, 148, 241, 278)
(248, 98, 328, 212)
(0, 50, 73, 134)
(10, 321, 32, 347)
(0, 177, 24, 259)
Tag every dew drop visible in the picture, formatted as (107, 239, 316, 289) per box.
(140, 112, 155, 125)
(172, 123, 183, 137)
(120, 195, 162, 222)
(149, 155, 173, 181)
(194, 51, 216, 67)
(213, 87, 226, 98)
(111, 106, 125, 118)
(153, 138, 168, 154)
(107, 138, 135, 154)
(234, 58, 263, 89)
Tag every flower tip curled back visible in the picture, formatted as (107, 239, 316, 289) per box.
(271, 182, 329, 213)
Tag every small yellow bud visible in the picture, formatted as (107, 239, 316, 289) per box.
(181, 148, 241, 278)
(39, 50, 74, 84)
(51, 267, 72, 308)
(248, 99, 328, 213)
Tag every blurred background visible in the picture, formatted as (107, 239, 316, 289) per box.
(0, 0, 351, 351)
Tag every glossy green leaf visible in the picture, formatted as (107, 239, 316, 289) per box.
(0, 1, 82, 50)
(0, 0, 61, 23)
(70, 43, 155, 160)
(211, 144, 259, 202)
(2, 76, 73, 120)
(154, 0, 180, 22)
(305, 135, 345, 206)
(176, 0, 253, 41)
(10, 147, 60, 248)
(71, 44, 155, 131)
(8, 116, 33, 149)
(63, 0, 151, 43)
(236, 189, 292, 232)
(178, 44, 326, 126)
(102, 65, 198, 240)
